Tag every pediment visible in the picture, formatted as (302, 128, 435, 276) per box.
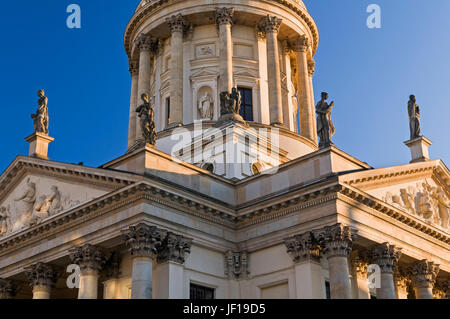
(0, 157, 137, 238)
(190, 68, 219, 81)
(340, 160, 450, 231)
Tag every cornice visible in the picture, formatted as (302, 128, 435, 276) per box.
(0, 156, 137, 205)
(337, 185, 450, 244)
(124, 0, 319, 58)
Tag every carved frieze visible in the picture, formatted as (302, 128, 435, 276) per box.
(383, 180, 449, 229)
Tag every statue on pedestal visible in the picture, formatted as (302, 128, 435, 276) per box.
(220, 88, 241, 116)
(316, 92, 335, 148)
(136, 93, 157, 146)
(408, 95, 421, 140)
(31, 90, 49, 135)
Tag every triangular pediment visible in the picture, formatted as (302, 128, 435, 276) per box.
(190, 68, 219, 80)
(339, 160, 450, 231)
(0, 156, 137, 238)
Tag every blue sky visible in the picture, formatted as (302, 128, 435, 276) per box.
(0, 0, 448, 173)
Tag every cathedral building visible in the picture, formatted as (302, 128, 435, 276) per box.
(0, 0, 448, 299)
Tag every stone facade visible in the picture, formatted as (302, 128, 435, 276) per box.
(0, 0, 448, 299)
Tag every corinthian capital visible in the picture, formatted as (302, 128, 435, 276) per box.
(316, 223, 357, 258)
(259, 15, 282, 33)
(408, 260, 440, 289)
(134, 33, 158, 52)
(284, 232, 321, 263)
(129, 60, 139, 76)
(69, 244, 106, 272)
(24, 263, 58, 288)
(0, 279, 17, 299)
(370, 243, 402, 274)
(157, 232, 192, 264)
(216, 7, 234, 26)
(294, 35, 310, 53)
(122, 223, 166, 258)
(166, 14, 189, 34)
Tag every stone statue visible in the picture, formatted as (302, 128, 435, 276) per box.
(220, 88, 241, 116)
(136, 93, 157, 146)
(198, 93, 213, 119)
(316, 92, 335, 148)
(31, 90, 49, 135)
(431, 188, 449, 228)
(408, 95, 421, 140)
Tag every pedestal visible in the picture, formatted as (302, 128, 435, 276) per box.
(25, 132, 54, 160)
(404, 136, 432, 163)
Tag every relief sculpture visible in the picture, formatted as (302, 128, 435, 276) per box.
(383, 181, 449, 229)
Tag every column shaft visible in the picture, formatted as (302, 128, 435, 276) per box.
(32, 285, 51, 299)
(266, 31, 283, 125)
(128, 61, 139, 148)
(155, 261, 184, 299)
(377, 272, 396, 299)
(131, 256, 153, 299)
(103, 279, 118, 299)
(78, 269, 99, 299)
(169, 31, 183, 126)
(219, 23, 233, 93)
(328, 256, 352, 299)
(137, 49, 152, 138)
(296, 37, 316, 143)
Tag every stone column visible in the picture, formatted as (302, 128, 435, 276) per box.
(25, 263, 58, 299)
(135, 33, 156, 141)
(69, 244, 106, 299)
(128, 60, 139, 149)
(371, 243, 402, 299)
(122, 223, 165, 299)
(294, 35, 317, 144)
(317, 223, 356, 299)
(156, 232, 192, 299)
(259, 15, 283, 126)
(350, 253, 371, 299)
(167, 14, 188, 127)
(394, 269, 410, 299)
(216, 8, 234, 94)
(285, 232, 325, 299)
(0, 279, 17, 299)
(307, 59, 317, 138)
(102, 252, 121, 299)
(409, 260, 440, 299)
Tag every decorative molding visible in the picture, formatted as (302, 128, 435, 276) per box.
(134, 33, 158, 52)
(166, 14, 190, 34)
(216, 7, 234, 26)
(122, 223, 166, 258)
(24, 262, 58, 288)
(370, 242, 402, 274)
(293, 35, 310, 53)
(316, 223, 357, 258)
(408, 259, 440, 289)
(157, 232, 192, 264)
(69, 244, 106, 272)
(225, 251, 250, 279)
(308, 59, 315, 77)
(284, 232, 321, 263)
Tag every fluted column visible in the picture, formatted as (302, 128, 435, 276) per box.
(156, 232, 192, 299)
(128, 60, 139, 149)
(317, 224, 356, 299)
(25, 263, 58, 299)
(216, 8, 234, 94)
(135, 33, 155, 141)
(285, 232, 325, 299)
(350, 253, 371, 299)
(294, 36, 317, 144)
(122, 223, 165, 299)
(0, 279, 17, 299)
(167, 14, 188, 127)
(371, 243, 402, 299)
(259, 15, 283, 126)
(409, 260, 440, 299)
(69, 244, 105, 299)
